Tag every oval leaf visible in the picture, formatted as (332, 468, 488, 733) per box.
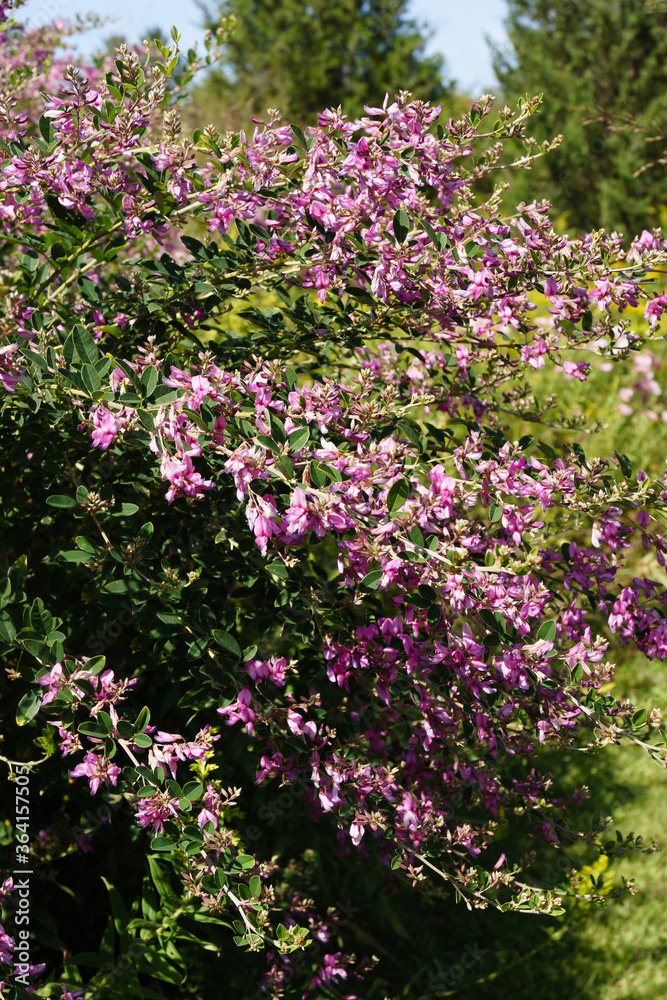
(46, 495, 79, 509)
(386, 478, 410, 517)
(212, 630, 242, 658)
(393, 208, 410, 244)
(16, 690, 41, 726)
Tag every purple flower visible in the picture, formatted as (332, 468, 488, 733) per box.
(69, 752, 121, 795)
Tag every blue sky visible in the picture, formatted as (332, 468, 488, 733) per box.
(18, 0, 508, 94)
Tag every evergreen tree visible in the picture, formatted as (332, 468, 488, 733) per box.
(196, 0, 452, 127)
(492, 0, 667, 235)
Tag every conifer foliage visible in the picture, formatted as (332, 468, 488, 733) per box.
(493, 0, 667, 234)
(198, 0, 451, 125)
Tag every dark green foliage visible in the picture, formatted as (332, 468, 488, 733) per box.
(197, 0, 452, 125)
(493, 0, 667, 234)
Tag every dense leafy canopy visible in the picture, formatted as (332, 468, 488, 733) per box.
(1, 5, 667, 1000)
(197, 0, 452, 126)
(493, 0, 667, 235)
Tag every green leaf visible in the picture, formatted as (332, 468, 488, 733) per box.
(138, 522, 154, 542)
(266, 561, 288, 578)
(38, 113, 56, 144)
(22, 638, 51, 661)
(422, 219, 448, 250)
(81, 364, 102, 394)
(72, 325, 99, 364)
(75, 536, 98, 554)
(0, 612, 16, 644)
(615, 452, 633, 479)
(148, 855, 176, 903)
(181, 781, 203, 801)
(187, 637, 208, 662)
(100, 877, 130, 941)
(98, 710, 114, 734)
(361, 569, 382, 591)
(537, 620, 557, 642)
(632, 709, 648, 727)
(290, 123, 307, 150)
(257, 434, 280, 454)
(140, 365, 159, 398)
(58, 550, 93, 564)
(141, 953, 183, 985)
(46, 495, 79, 509)
(78, 722, 106, 737)
(309, 460, 326, 488)
(427, 604, 441, 628)
(409, 525, 424, 547)
(397, 420, 421, 448)
(156, 611, 181, 625)
(79, 275, 101, 303)
(480, 609, 502, 633)
(135, 706, 151, 732)
(288, 426, 310, 452)
(29, 600, 53, 635)
(133, 733, 153, 749)
(114, 503, 140, 516)
(230, 853, 255, 872)
(212, 630, 242, 658)
(386, 478, 410, 517)
(86, 655, 107, 675)
(16, 690, 41, 726)
(150, 836, 174, 852)
(393, 209, 410, 244)
(112, 357, 141, 391)
(181, 235, 211, 260)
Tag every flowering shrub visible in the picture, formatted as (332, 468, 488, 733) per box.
(2, 4, 667, 998)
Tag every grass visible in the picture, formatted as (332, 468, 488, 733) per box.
(571, 653, 667, 1000)
(486, 301, 667, 1000)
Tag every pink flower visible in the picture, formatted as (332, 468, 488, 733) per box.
(645, 294, 667, 328)
(246, 656, 287, 686)
(349, 821, 364, 845)
(160, 452, 215, 503)
(148, 732, 209, 779)
(134, 790, 179, 833)
(282, 487, 328, 539)
(69, 752, 121, 795)
(286, 710, 317, 740)
(246, 495, 280, 555)
(91, 407, 119, 450)
(217, 688, 256, 735)
(562, 360, 589, 381)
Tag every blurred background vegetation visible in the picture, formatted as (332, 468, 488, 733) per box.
(43, 0, 667, 995)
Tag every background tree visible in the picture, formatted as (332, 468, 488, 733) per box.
(195, 0, 453, 128)
(492, 0, 667, 235)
